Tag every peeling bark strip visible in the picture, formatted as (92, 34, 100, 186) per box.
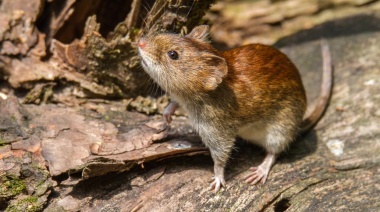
(8, 100, 206, 178)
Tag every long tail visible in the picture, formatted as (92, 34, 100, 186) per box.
(300, 39, 333, 134)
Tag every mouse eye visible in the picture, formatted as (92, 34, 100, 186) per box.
(167, 50, 179, 60)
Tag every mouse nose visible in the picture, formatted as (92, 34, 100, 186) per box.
(138, 38, 147, 49)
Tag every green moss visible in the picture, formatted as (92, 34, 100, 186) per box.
(33, 180, 51, 197)
(0, 175, 26, 198)
(6, 196, 43, 212)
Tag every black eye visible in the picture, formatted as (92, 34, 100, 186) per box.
(167, 50, 179, 60)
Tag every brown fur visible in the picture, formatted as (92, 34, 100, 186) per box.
(138, 25, 332, 192)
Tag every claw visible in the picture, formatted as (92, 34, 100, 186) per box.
(155, 123, 169, 134)
(208, 176, 226, 193)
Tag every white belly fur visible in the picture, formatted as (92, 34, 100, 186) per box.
(237, 122, 268, 147)
(237, 120, 295, 154)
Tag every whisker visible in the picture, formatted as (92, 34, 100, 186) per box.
(141, 1, 151, 13)
(141, 1, 154, 35)
(186, 0, 196, 19)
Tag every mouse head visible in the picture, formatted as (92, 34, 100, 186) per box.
(138, 25, 228, 98)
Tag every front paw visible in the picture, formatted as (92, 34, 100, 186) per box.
(163, 111, 173, 124)
(209, 176, 226, 193)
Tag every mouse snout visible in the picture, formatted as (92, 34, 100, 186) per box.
(138, 38, 147, 49)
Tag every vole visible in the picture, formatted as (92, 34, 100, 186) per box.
(138, 25, 332, 192)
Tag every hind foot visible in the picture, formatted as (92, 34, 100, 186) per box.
(244, 153, 276, 185)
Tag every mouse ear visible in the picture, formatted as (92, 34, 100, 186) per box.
(201, 54, 228, 90)
(186, 25, 210, 42)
